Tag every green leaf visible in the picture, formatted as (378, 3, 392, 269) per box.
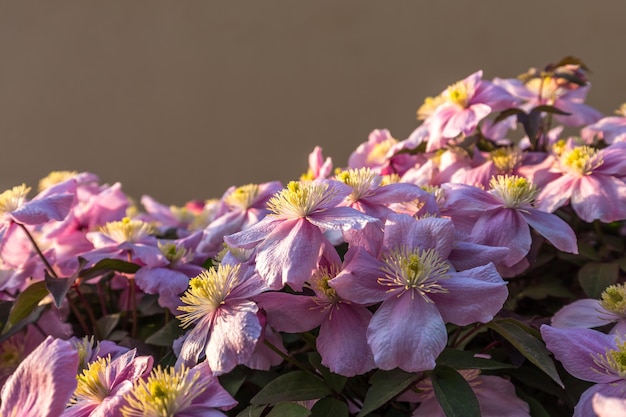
(236, 405, 266, 417)
(310, 397, 349, 417)
(578, 262, 619, 298)
(266, 402, 312, 417)
(436, 348, 515, 370)
(431, 365, 480, 417)
(494, 107, 526, 124)
(1, 281, 49, 335)
(357, 368, 421, 417)
(218, 366, 248, 397)
(308, 352, 347, 393)
(488, 319, 563, 387)
(45, 258, 86, 308)
(96, 313, 121, 339)
(81, 258, 140, 280)
(515, 388, 551, 417)
(144, 319, 185, 347)
(250, 371, 331, 405)
(530, 105, 571, 116)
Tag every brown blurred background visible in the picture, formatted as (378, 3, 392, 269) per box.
(1, 1, 624, 204)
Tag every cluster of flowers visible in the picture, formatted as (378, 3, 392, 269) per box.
(1, 57, 626, 416)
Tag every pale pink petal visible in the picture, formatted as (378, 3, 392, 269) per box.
(317, 303, 375, 377)
(206, 300, 261, 375)
(0, 337, 78, 417)
(592, 392, 626, 417)
(470, 209, 530, 267)
(575, 382, 626, 417)
(368, 293, 446, 372)
(535, 174, 577, 213)
(255, 292, 326, 332)
(551, 299, 619, 329)
(520, 208, 578, 253)
(475, 375, 530, 417)
(431, 264, 508, 325)
(571, 175, 626, 222)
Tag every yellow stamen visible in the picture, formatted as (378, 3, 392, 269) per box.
(443, 81, 470, 108)
(560, 146, 603, 176)
(601, 284, 626, 316)
(38, 171, 78, 192)
(177, 264, 242, 328)
(223, 184, 259, 210)
(267, 181, 333, 218)
(366, 137, 398, 165)
(0, 184, 30, 215)
(594, 340, 626, 378)
(72, 356, 111, 404)
(417, 95, 445, 120)
(335, 168, 379, 202)
(99, 217, 153, 243)
(489, 147, 523, 173)
(489, 175, 538, 208)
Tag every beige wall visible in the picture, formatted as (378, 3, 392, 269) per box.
(1, 1, 625, 204)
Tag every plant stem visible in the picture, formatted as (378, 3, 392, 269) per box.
(263, 339, 319, 378)
(16, 222, 58, 278)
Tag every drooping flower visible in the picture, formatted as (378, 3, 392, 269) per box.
(401, 369, 530, 417)
(0, 336, 79, 417)
(541, 325, 626, 417)
(121, 362, 236, 417)
(225, 179, 376, 290)
(176, 263, 267, 374)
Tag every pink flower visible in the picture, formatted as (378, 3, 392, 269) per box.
(593, 393, 626, 417)
(535, 143, 626, 222)
(176, 263, 267, 374)
(330, 214, 508, 372)
(442, 175, 578, 271)
(64, 349, 153, 417)
(0, 336, 79, 417)
(541, 325, 626, 417)
(225, 179, 376, 290)
(419, 71, 517, 152)
(302, 146, 333, 180)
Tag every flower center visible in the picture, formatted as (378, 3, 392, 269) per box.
(122, 365, 209, 417)
(377, 247, 450, 300)
(0, 335, 24, 381)
(223, 184, 259, 210)
(444, 81, 470, 108)
(267, 181, 334, 218)
(308, 266, 340, 305)
(560, 146, 603, 176)
(594, 340, 626, 379)
(177, 264, 242, 328)
(366, 137, 398, 165)
(601, 284, 626, 316)
(335, 168, 379, 202)
(490, 147, 523, 173)
(0, 184, 30, 215)
(73, 356, 111, 404)
(489, 175, 538, 208)
(417, 95, 446, 120)
(158, 242, 189, 264)
(99, 217, 153, 243)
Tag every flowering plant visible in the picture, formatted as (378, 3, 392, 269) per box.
(1, 57, 626, 417)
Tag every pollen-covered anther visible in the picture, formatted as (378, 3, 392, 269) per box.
(0, 184, 30, 215)
(38, 171, 78, 191)
(366, 137, 398, 165)
(560, 145, 604, 176)
(593, 340, 626, 379)
(489, 175, 538, 209)
(121, 365, 209, 417)
(177, 264, 242, 328)
(490, 147, 523, 173)
(99, 217, 153, 243)
(600, 284, 626, 316)
(72, 356, 111, 404)
(377, 247, 450, 300)
(443, 80, 470, 108)
(158, 241, 189, 264)
(308, 266, 340, 305)
(223, 184, 260, 210)
(335, 168, 379, 201)
(267, 181, 333, 218)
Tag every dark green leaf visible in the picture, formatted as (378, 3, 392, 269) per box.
(357, 368, 420, 417)
(488, 319, 563, 387)
(578, 262, 619, 298)
(494, 107, 526, 124)
(530, 105, 570, 116)
(81, 258, 140, 280)
(218, 366, 248, 397)
(266, 402, 312, 417)
(515, 388, 551, 417)
(1, 281, 49, 335)
(308, 352, 347, 393)
(96, 313, 121, 339)
(250, 371, 331, 405)
(436, 348, 514, 370)
(310, 397, 349, 417)
(236, 405, 266, 417)
(45, 258, 86, 308)
(432, 365, 480, 417)
(144, 319, 185, 347)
